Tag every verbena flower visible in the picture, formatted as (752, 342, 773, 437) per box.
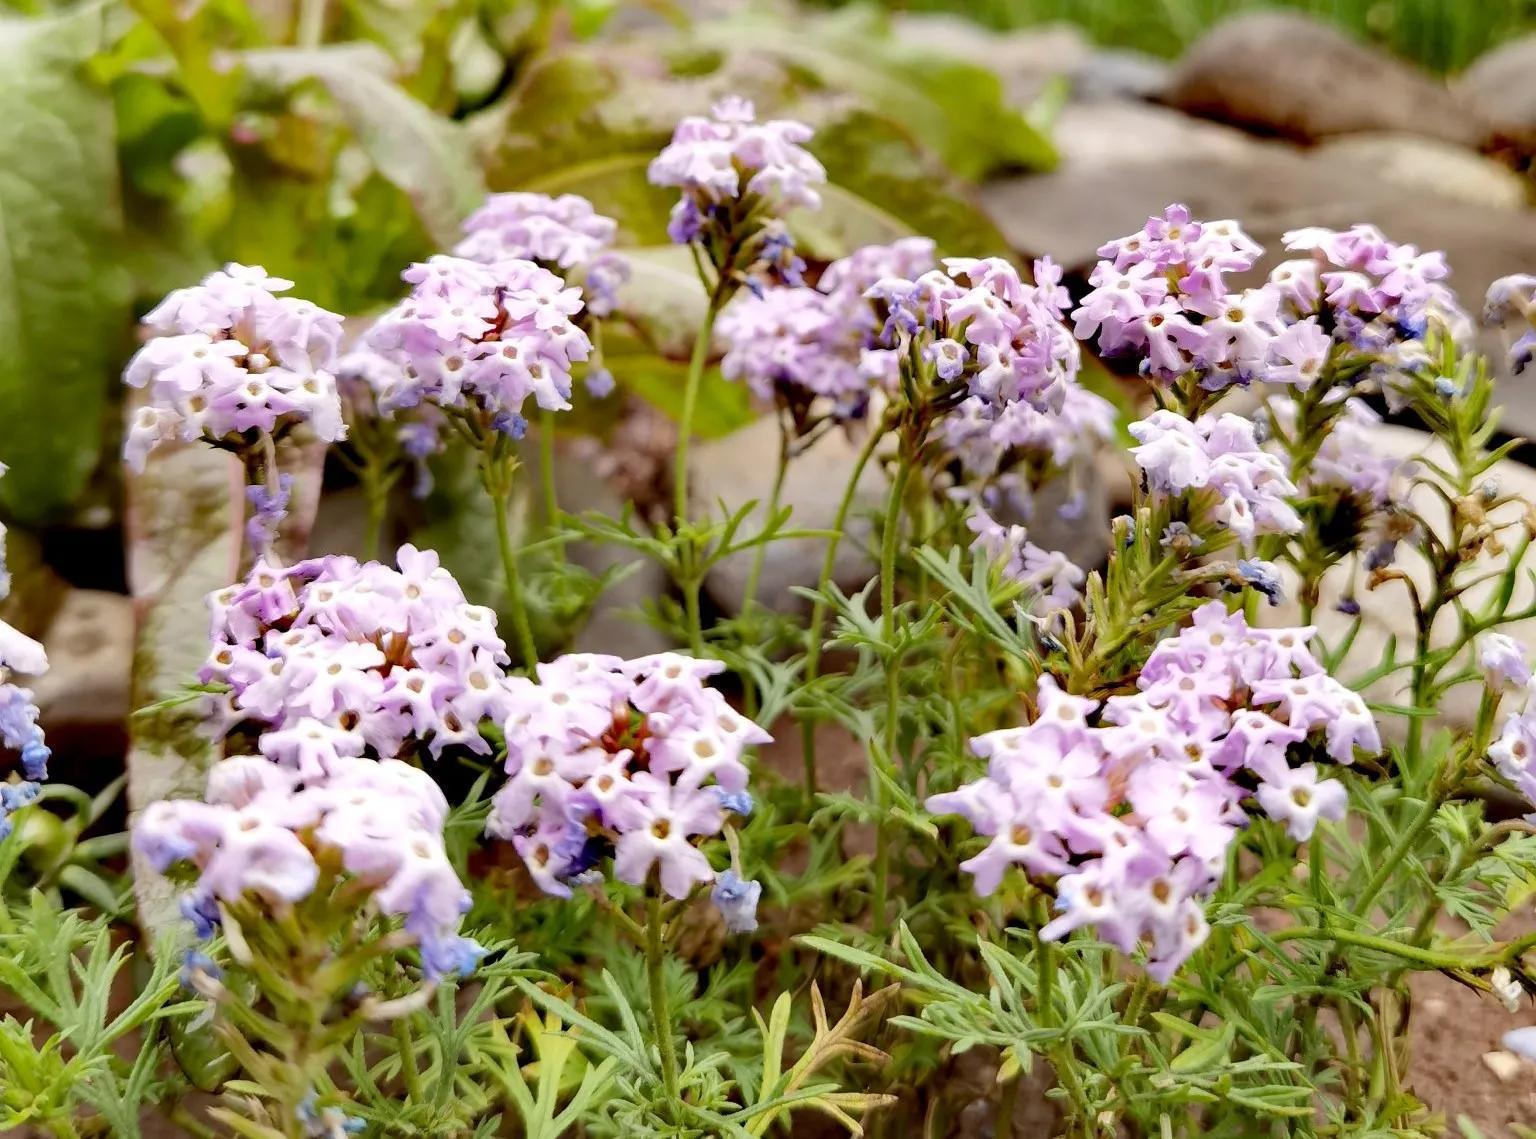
(487, 653, 770, 905)
(455, 191, 630, 319)
(927, 603, 1375, 980)
(718, 238, 935, 420)
(135, 755, 480, 978)
(123, 264, 346, 471)
(200, 547, 514, 764)
(1130, 411, 1302, 543)
(648, 95, 825, 262)
(362, 255, 590, 428)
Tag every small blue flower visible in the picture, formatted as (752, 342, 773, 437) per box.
(584, 368, 615, 399)
(709, 788, 754, 817)
(491, 411, 528, 440)
(419, 934, 486, 980)
(712, 870, 762, 934)
(1336, 597, 1362, 617)
(180, 891, 221, 939)
(179, 950, 222, 991)
(1236, 559, 1284, 606)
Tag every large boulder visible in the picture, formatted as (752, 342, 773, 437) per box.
(1163, 11, 1488, 146)
(1458, 32, 1536, 150)
(1312, 132, 1528, 211)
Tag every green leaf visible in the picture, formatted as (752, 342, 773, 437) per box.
(0, 5, 131, 520)
(241, 44, 485, 246)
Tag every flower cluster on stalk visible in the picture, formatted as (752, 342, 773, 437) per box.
(717, 237, 936, 422)
(123, 264, 346, 471)
(489, 652, 769, 929)
(928, 603, 1378, 979)
(135, 753, 480, 977)
(455, 191, 629, 321)
(362, 255, 591, 436)
(648, 96, 825, 289)
(200, 546, 514, 763)
(1485, 273, 1536, 373)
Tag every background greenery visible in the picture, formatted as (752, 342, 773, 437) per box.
(833, 0, 1536, 74)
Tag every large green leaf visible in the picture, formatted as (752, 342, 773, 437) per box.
(242, 43, 486, 247)
(0, 6, 131, 521)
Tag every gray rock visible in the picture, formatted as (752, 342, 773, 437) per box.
(1164, 11, 1488, 146)
(29, 589, 132, 770)
(1310, 133, 1527, 210)
(693, 415, 886, 615)
(1073, 49, 1172, 103)
(1458, 32, 1536, 149)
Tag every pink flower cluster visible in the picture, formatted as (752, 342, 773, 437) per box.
(123, 264, 346, 471)
(648, 96, 826, 246)
(717, 238, 936, 418)
(489, 653, 769, 918)
(1275, 225, 1463, 353)
(363, 255, 590, 432)
(1074, 205, 1314, 389)
(455, 192, 629, 318)
(928, 603, 1377, 979)
(134, 755, 480, 977)
(1485, 274, 1536, 373)
(200, 547, 515, 765)
(967, 508, 1084, 618)
(871, 256, 1081, 413)
(1130, 411, 1302, 543)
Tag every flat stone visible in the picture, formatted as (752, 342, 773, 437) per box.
(1483, 1050, 1525, 1083)
(1311, 133, 1528, 210)
(29, 590, 132, 773)
(693, 415, 887, 615)
(1164, 10, 1488, 146)
(1457, 33, 1536, 150)
(1072, 49, 1172, 103)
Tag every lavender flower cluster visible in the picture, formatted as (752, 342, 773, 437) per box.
(1073, 207, 1463, 392)
(200, 547, 514, 765)
(123, 264, 346, 471)
(1483, 634, 1536, 803)
(967, 508, 1084, 618)
(362, 255, 591, 434)
(648, 95, 826, 251)
(717, 237, 936, 419)
(489, 653, 770, 929)
(928, 603, 1378, 979)
(0, 472, 47, 840)
(455, 191, 630, 320)
(135, 754, 480, 977)
(1131, 411, 1302, 544)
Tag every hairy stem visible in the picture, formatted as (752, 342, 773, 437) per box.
(741, 418, 791, 612)
(874, 455, 914, 935)
(672, 291, 725, 526)
(484, 456, 539, 670)
(645, 895, 682, 1112)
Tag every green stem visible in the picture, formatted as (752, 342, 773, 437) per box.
(741, 420, 791, 611)
(295, 0, 326, 47)
(800, 422, 885, 800)
(1268, 925, 1472, 971)
(996, 1073, 1021, 1139)
(672, 292, 725, 526)
(539, 409, 560, 528)
(361, 458, 388, 563)
(873, 455, 914, 936)
(486, 470, 539, 671)
(1354, 792, 1441, 921)
(645, 895, 682, 1112)
(394, 1018, 423, 1101)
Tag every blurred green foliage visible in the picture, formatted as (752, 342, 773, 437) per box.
(838, 0, 1536, 74)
